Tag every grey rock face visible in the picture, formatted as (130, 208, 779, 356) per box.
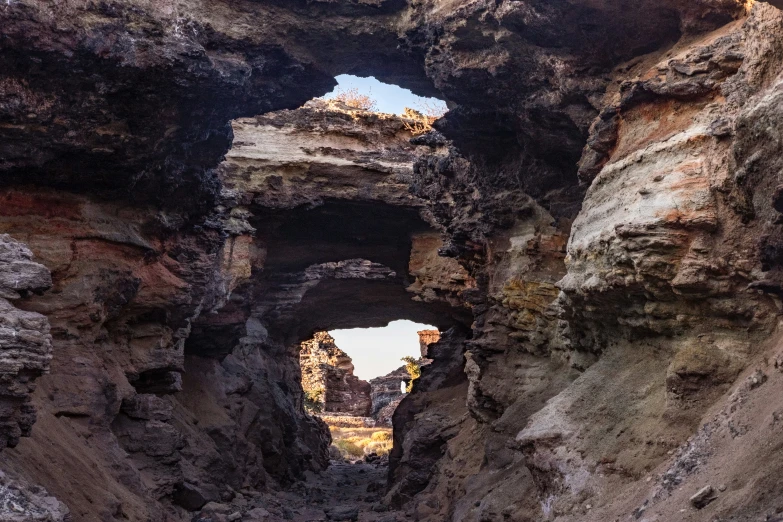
(369, 366, 408, 422)
(0, 471, 69, 522)
(0, 234, 52, 450)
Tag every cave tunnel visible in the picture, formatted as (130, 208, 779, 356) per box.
(0, 13, 592, 513)
(181, 188, 475, 480)
(174, 77, 476, 510)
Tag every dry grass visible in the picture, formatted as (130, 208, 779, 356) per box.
(328, 425, 393, 460)
(329, 87, 378, 112)
(319, 414, 374, 428)
(402, 100, 447, 135)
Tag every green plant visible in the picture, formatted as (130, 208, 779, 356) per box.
(304, 388, 324, 413)
(327, 426, 394, 459)
(401, 356, 422, 393)
(371, 431, 392, 442)
(363, 439, 393, 456)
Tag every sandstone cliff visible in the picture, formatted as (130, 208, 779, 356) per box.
(3, 1, 783, 521)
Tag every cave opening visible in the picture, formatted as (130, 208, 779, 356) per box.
(330, 320, 436, 381)
(299, 320, 440, 461)
(0, 27, 474, 515)
(318, 74, 449, 117)
(168, 65, 472, 501)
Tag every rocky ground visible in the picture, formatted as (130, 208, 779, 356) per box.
(193, 459, 409, 522)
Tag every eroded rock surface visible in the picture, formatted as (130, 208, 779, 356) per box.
(300, 332, 372, 417)
(4, 1, 783, 521)
(0, 234, 51, 450)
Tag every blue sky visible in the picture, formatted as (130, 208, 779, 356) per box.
(330, 320, 435, 380)
(324, 74, 448, 116)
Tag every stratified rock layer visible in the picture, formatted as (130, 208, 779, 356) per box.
(417, 330, 439, 359)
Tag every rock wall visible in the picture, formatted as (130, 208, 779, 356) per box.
(0, 235, 51, 450)
(0, 90, 471, 519)
(300, 332, 372, 417)
(390, 3, 783, 522)
(5, 1, 783, 521)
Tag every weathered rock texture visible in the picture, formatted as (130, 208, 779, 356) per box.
(369, 366, 408, 426)
(391, 4, 783, 522)
(6, 1, 783, 521)
(417, 330, 439, 359)
(0, 88, 470, 519)
(0, 235, 51, 450)
(300, 331, 372, 417)
(0, 470, 69, 522)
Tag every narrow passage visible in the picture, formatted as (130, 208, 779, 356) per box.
(194, 460, 411, 521)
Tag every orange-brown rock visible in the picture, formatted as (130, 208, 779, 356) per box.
(417, 330, 440, 359)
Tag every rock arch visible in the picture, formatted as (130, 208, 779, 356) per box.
(5, 1, 783, 521)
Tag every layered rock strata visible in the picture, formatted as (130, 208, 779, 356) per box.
(4, 1, 783, 521)
(417, 329, 440, 359)
(390, 4, 783, 522)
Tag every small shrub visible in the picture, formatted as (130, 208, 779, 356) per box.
(401, 100, 447, 135)
(333, 439, 364, 458)
(401, 356, 422, 393)
(363, 439, 393, 456)
(327, 425, 394, 460)
(330, 86, 378, 111)
(371, 431, 392, 442)
(304, 388, 324, 414)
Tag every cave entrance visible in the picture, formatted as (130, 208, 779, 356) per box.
(310, 74, 448, 121)
(178, 76, 471, 495)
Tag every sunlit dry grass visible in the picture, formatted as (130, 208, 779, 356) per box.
(328, 425, 393, 460)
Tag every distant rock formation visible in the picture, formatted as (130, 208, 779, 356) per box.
(417, 330, 440, 358)
(369, 366, 408, 426)
(300, 332, 372, 417)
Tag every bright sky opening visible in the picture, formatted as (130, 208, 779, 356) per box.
(324, 74, 448, 116)
(329, 320, 436, 380)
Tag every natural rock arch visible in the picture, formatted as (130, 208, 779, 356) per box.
(4, 1, 783, 521)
